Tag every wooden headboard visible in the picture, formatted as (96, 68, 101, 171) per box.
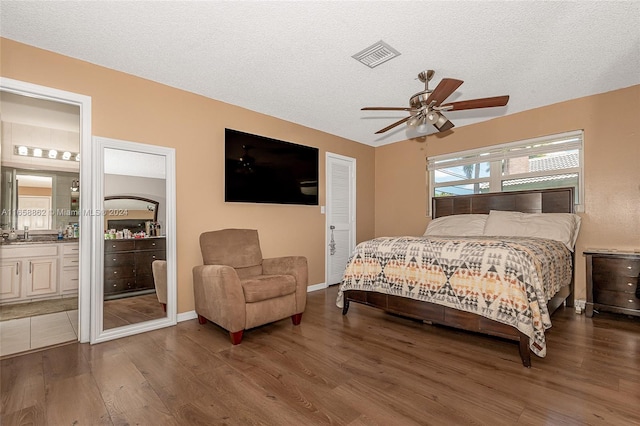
(432, 187, 575, 219)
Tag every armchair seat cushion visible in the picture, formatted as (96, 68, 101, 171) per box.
(241, 275, 297, 303)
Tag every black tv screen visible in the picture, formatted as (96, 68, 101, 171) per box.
(225, 129, 319, 205)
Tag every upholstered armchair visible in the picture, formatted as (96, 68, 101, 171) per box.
(152, 260, 167, 312)
(192, 229, 308, 344)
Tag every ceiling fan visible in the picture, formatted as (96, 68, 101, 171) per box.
(362, 70, 509, 134)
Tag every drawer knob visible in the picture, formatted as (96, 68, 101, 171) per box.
(113, 284, 117, 287)
(628, 266, 633, 269)
(114, 271, 117, 274)
(629, 299, 634, 303)
(629, 283, 634, 287)
(113, 258, 117, 261)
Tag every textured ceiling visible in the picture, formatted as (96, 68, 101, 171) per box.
(1, 1, 639, 147)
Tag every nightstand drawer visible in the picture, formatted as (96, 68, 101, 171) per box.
(593, 289, 640, 311)
(591, 273, 638, 293)
(592, 257, 640, 276)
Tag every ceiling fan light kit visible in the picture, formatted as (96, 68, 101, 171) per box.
(362, 70, 509, 134)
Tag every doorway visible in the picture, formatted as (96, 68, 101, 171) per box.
(325, 152, 356, 286)
(0, 78, 92, 356)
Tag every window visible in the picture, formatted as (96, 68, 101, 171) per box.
(427, 130, 584, 212)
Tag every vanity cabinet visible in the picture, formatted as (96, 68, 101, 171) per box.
(24, 256, 58, 297)
(0, 244, 59, 302)
(104, 237, 165, 299)
(0, 260, 22, 301)
(61, 243, 80, 293)
(0, 242, 79, 304)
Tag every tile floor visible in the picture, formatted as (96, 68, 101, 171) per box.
(0, 310, 78, 357)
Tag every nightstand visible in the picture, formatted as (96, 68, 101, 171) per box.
(584, 250, 640, 318)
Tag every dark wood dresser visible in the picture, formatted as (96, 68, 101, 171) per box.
(104, 237, 166, 299)
(584, 250, 640, 318)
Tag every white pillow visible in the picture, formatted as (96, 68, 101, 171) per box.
(424, 214, 489, 237)
(483, 210, 581, 251)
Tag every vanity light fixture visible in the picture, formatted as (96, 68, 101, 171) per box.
(13, 145, 79, 161)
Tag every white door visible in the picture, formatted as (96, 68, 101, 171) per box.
(326, 153, 356, 286)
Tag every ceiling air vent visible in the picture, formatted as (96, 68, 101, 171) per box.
(352, 40, 401, 68)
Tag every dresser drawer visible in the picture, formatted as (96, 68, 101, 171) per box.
(135, 274, 155, 291)
(593, 289, 640, 311)
(105, 240, 135, 253)
(135, 238, 165, 251)
(104, 265, 135, 279)
(104, 252, 135, 267)
(135, 250, 166, 276)
(104, 278, 136, 294)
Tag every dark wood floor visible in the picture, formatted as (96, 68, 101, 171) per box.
(103, 293, 166, 330)
(1, 285, 639, 425)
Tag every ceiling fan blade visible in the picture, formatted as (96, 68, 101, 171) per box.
(362, 107, 412, 111)
(374, 116, 410, 134)
(425, 78, 464, 107)
(442, 95, 510, 111)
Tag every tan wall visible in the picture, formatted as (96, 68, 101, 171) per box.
(19, 186, 51, 197)
(1, 38, 376, 314)
(374, 84, 640, 300)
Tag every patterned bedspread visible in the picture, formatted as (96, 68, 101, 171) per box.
(336, 236, 572, 357)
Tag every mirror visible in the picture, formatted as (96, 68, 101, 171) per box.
(103, 196, 159, 236)
(91, 136, 176, 343)
(1, 167, 80, 232)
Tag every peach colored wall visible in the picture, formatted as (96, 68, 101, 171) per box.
(1, 38, 376, 314)
(374, 85, 640, 300)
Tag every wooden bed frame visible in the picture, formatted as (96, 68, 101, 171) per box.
(341, 187, 576, 367)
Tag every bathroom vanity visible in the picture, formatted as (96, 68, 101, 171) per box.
(0, 239, 79, 304)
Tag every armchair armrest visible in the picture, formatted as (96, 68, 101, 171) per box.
(192, 264, 246, 333)
(262, 256, 308, 313)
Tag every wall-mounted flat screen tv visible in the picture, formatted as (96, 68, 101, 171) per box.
(225, 129, 319, 205)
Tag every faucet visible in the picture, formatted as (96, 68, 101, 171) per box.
(24, 226, 29, 240)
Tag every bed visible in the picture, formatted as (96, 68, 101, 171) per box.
(337, 187, 579, 367)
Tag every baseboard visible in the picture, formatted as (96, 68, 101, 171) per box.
(307, 282, 328, 292)
(177, 282, 330, 322)
(177, 310, 197, 322)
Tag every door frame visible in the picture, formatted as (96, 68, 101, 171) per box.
(325, 152, 356, 287)
(1, 77, 92, 343)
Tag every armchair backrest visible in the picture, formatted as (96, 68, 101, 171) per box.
(200, 229, 264, 277)
(152, 260, 167, 304)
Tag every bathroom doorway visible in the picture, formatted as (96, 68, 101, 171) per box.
(0, 82, 90, 357)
